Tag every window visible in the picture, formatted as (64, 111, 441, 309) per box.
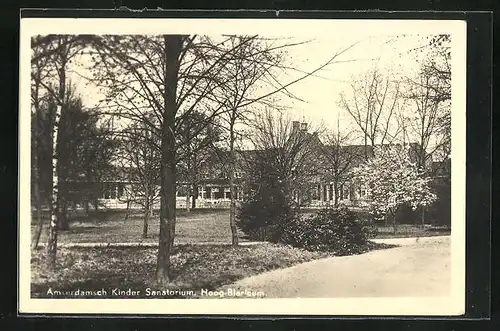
(342, 185, 350, 200)
(117, 184, 124, 198)
(103, 183, 117, 199)
(312, 184, 320, 200)
(199, 186, 206, 199)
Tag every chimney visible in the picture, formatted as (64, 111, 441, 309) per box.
(300, 122, 307, 132)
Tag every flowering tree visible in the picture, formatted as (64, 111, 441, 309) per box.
(352, 144, 437, 232)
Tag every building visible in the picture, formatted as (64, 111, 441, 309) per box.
(66, 121, 430, 211)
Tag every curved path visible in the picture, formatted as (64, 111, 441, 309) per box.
(219, 236, 451, 298)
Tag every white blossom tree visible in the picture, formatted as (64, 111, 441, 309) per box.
(352, 144, 437, 232)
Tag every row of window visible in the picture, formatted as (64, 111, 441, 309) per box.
(102, 183, 125, 199)
(199, 172, 242, 180)
(312, 184, 368, 201)
(100, 183, 244, 200)
(100, 183, 367, 201)
(312, 184, 350, 201)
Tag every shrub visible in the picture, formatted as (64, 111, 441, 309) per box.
(280, 207, 378, 254)
(427, 179, 451, 226)
(236, 191, 296, 243)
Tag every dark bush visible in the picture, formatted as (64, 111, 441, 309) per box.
(395, 203, 420, 224)
(280, 207, 378, 254)
(427, 179, 451, 226)
(236, 191, 296, 243)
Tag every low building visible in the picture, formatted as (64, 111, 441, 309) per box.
(62, 121, 434, 211)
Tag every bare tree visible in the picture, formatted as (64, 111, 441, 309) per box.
(118, 119, 161, 238)
(87, 34, 361, 283)
(30, 35, 87, 268)
(30, 41, 51, 249)
(339, 67, 401, 159)
(396, 34, 451, 172)
(177, 110, 221, 212)
(402, 64, 451, 173)
(422, 35, 451, 104)
(249, 109, 321, 208)
(217, 35, 357, 245)
(320, 118, 361, 207)
(79, 116, 117, 215)
(216, 36, 287, 246)
(87, 34, 229, 284)
(397, 36, 451, 227)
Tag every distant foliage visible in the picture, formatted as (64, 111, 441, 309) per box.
(280, 207, 378, 254)
(427, 178, 451, 227)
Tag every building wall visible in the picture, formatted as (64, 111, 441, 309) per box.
(65, 134, 429, 211)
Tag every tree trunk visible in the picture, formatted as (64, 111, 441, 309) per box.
(46, 104, 63, 269)
(390, 208, 398, 234)
(155, 35, 182, 285)
(32, 63, 44, 251)
(333, 181, 339, 208)
(364, 136, 369, 161)
(57, 192, 69, 230)
(84, 199, 90, 216)
(56, 100, 69, 231)
(229, 120, 239, 246)
(349, 184, 357, 206)
(143, 201, 150, 239)
(191, 183, 197, 210)
(185, 185, 190, 212)
(123, 200, 130, 221)
(31, 140, 44, 250)
(421, 206, 426, 229)
(46, 49, 68, 268)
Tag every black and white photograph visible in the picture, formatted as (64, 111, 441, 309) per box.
(18, 17, 466, 315)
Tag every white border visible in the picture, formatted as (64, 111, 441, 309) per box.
(18, 18, 466, 316)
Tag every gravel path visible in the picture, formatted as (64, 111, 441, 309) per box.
(219, 236, 451, 298)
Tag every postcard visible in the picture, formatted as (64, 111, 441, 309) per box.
(19, 16, 466, 316)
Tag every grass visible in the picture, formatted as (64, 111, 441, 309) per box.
(375, 224, 451, 239)
(31, 243, 328, 298)
(31, 209, 406, 299)
(31, 209, 450, 246)
(31, 209, 248, 245)
(31, 240, 396, 299)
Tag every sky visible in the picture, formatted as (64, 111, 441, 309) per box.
(24, 18, 464, 148)
(19, 16, 462, 152)
(66, 32, 427, 142)
(258, 34, 424, 131)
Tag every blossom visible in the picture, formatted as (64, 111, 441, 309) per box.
(352, 145, 437, 216)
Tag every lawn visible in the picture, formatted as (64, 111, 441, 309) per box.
(30, 208, 403, 299)
(31, 209, 248, 245)
(30, 209, 450, 246)
(31, 240, 396, 299)
(31, 243, 332, 298)
(375, 224, 451, 239)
